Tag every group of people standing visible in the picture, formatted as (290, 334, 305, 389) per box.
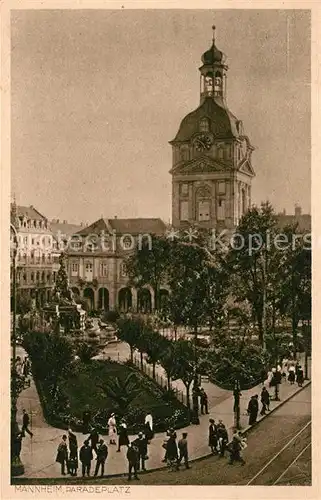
(14, 355, 31, 387)
(56, 412, 155, 480)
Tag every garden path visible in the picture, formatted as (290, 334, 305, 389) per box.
(15, 344, 309, 479)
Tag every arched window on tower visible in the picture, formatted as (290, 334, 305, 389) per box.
(200, 118, 210, 132)
(214, 71, 223, 96)
(204, 72, 213, 96)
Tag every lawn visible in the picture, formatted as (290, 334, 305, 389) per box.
(38, 359, 189, 434)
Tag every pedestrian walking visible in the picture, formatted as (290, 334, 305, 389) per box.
(79, 440, 93, 477)
(94, 438, 108, 477)
(178, 432, 190, 469)
(132, 432, 148, 471)
(144, 413, 154, 441)
(166, 432, 179, 471)
(56, 435, 68, 475)
(127, 442, 140, 481)
(21, 409, 33, 438)
(260, 387, 270, 415)
(88, 427, 99, 456)
(200, 388, 209, 415)
(247, 395, 259, 425)
(288, 365, 296, 384)
(296, 365, 304, 387)
(228, 435, 245, 466)
(216, 420, 228, 457)
(82, 407, 91, 434)
(117, 421, 129, 452)
(270, 367, 282, 400)
(107, 413, 117, 445)
(208, 418, 218, 455)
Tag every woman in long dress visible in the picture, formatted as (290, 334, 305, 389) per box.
(107, 413, 117, 445)
(144, 413, 154, 441)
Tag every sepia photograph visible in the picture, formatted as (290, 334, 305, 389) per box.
(7, 6, 312, 491)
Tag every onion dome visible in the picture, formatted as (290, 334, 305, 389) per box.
(201, 25, 226, 65)
(201, 43, 226, 65)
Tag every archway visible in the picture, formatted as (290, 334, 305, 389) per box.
(83, 288, 95, 310)
(98, 288, 109, 310)
(159, 289, 170, 311)
(118, 287, 132, 313)
(137, 288, 152, 313)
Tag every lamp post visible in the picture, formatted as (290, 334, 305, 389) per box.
(233, 379, 241, 430)
(10, 223, 19, 362)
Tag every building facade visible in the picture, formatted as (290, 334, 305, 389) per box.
(11, 202, 56, 307)
(170, 27, 255, 231)
(66, 217, 169, 312)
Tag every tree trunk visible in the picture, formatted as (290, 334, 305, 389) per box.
(152, 363, 156, 379)
(140, 351, 143, 371)
(167, 373, 171, 390)
(130, 347, 133, 363)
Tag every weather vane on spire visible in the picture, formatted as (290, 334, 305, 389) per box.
(212, 25, 216, 43)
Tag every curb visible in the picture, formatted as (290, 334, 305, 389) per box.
(13, 380, 311, 483)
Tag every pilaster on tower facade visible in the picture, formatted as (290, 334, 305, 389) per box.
(170, 26, 255, 231)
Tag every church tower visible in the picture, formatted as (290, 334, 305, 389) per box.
(170, 26, 255, 231)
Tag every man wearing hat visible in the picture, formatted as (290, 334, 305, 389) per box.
(94, 438, 108, 477)
(132, 432, 148, 471)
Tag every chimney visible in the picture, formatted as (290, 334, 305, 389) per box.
(114, 215, 117, 219)
(294, 205, 302, 217)
(63, 220, 67, 224)
(57, 219, 60, 223)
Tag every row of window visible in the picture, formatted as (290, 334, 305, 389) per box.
(18, 253, 53, 264)
(70, 261, 127, 278)
(17, 218, 49, 230)
(17, 270, 56, 285)
(19, 235, 52, 247)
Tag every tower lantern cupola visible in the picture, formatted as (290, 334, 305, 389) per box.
(199, 26, 228, 103)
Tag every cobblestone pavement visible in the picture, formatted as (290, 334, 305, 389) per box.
(16, 344, 310, 479)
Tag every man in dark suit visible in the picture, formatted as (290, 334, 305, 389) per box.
(132, 432, 148, 471)
(94, 438, 108, 477)
(22, 409, 33, 438)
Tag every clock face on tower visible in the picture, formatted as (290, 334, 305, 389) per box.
(193, 134, 213, 152)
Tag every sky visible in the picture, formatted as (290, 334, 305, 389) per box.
(11, 9, 311, 224)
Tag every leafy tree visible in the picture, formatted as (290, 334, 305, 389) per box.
(159, 341, 180, 390)
(205, 333, 269, 390)
(97, 373, 141, 417)
(227, 202, 279, 347)
(23, 331, 74, 397)
(126, 235, 171, 311)
(277, 224, 311, 352)
(144, 329, 170, 379)
(167, 241, 209, 333)
(16, 291, 33, 316)
(116, 316, 144, 363)
(171, 339, 195, 409)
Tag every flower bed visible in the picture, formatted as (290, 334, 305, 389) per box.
(33, 359, 189, 435)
